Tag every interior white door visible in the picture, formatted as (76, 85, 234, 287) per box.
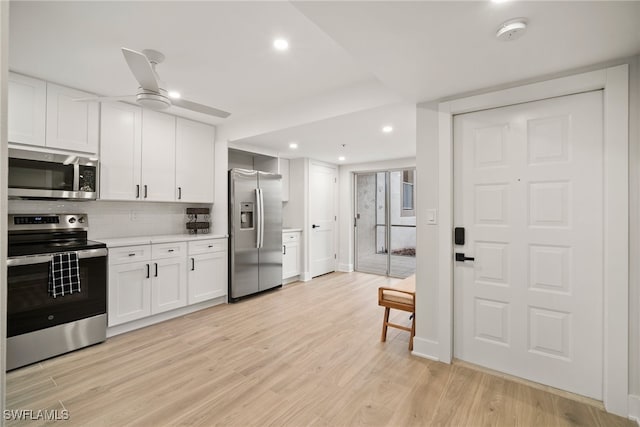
(453, 91, 604, 399)
(309, 162, 337, 277)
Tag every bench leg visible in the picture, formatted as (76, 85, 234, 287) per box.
(381, 307, 390, 342)
(409, 312, 415, 351)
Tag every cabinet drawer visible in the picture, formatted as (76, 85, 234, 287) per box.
(152, 242, 187, 259)
(283, 232, 300, 243)
(108, 245, 151, 265)
(188, 239, 227, 255)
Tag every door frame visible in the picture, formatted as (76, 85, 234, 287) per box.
(435, 65, 629, 415)
(307, 160, 338, 278)
(353, 168, 417, 278)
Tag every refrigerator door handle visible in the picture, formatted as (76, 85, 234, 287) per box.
(255, 188, 262, 248)
(259, 188, 265, 249)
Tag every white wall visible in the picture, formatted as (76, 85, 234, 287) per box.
(0, 0, 8, 415)
(337, 157, 415, 272)
(414, 56, 640, 409)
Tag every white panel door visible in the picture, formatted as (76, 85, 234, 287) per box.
(188, 251, 227, 304)
(141, 110, 176, 201)
(45, 83, 99, 153)
(175, 118, 215, 203)
(108, 261, 151, 327)
(7, 73, 46, 146)
(309, 162, 337, 277)
(453, 91, 604, 399)
(151, 257, 187, 314)
(99, 102, 142, 200)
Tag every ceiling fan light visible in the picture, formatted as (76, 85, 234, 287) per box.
(136, 92, 170, 110)
(168, 91, 181, 99)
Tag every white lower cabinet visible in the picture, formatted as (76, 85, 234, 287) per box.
(283, 231, 301, 279)
(151, 257, 187, 314)
(108, 260, 151, 326)
(108, 243, 187, 327)
(188, 239, 228, 304)
(108, 238, 227, 330)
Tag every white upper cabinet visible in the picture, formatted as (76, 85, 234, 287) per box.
(141, 110, 176, 202)
(8, 73, 46, 147)
(45, 82, 99, 154)
(175, 118, 215, 203)
(100, 102, 142, 201)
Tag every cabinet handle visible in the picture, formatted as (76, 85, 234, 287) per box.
(208, 245, 213, 248)
(136, 185, 140, 199)
(146, 264, 150, 279)
(128, 253, 135, 257)
(168, 249, 174, 253)
(154, 263, 158, 277)
(283, 245, 286, 255)
(144, 185, 148, 198)
(178, 187, 182, 200)
(191, 258, 195, 271)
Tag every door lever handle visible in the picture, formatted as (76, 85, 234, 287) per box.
(312, 224, 320, 229)
(455, 253, 475, 262)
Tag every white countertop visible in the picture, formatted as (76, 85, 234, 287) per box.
(283, 228, 302, 233)
(99, 233, 228, 248)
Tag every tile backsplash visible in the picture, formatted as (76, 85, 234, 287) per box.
(8, 200, 214, 240)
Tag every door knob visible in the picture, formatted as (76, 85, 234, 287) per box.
(312, 224, 320, 229)
(455, 253, 475, 262)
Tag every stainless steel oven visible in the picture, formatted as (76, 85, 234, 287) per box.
(7, 214, 107, 370)
(8, 148, 98, 200)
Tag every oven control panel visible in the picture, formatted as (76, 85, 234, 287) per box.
(9, 214, 88, 231)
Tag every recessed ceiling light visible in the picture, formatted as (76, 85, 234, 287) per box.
(289, 142, 298, 149)
(168, 91, 181, 99)
(273, 38, 289, 51)
(491, 0, 510, 3)
(338, 156, 346, 162)
(382, 125, 393, 133)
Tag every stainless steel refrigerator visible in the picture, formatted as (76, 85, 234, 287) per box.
(229, 169, 283, 301)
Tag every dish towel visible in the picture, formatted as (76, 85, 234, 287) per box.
(48, 252, 81, 298)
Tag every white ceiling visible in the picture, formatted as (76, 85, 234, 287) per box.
(8, 1, 640, 165)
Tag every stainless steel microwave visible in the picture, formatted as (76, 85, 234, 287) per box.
(8, 148, 98, 200)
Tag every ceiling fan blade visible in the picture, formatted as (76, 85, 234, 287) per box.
(73, 95, 136, 102)
(122, 47, 159, 92)
(172, 98, 231, 118)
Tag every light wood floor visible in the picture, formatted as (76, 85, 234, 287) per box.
(6, 272, 633, 426)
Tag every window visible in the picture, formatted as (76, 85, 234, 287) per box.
(401, 169, 415, 217)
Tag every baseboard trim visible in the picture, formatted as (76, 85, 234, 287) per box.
(411, 337, 441, 362)
(107, 297, 225, 337)
(301, 272, 312, 282)
(338, 263, 353, 272)
(629, 394, 640, 425)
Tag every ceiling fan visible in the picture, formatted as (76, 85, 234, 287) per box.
(78, 47, 230, 119)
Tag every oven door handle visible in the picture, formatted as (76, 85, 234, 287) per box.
(7, 248, 108, 267)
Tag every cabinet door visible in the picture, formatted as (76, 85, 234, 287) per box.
(99, 102, 142, 200)
(45, 83, 99, 153)
(188, 251, 227, 304)
(175, 118, 215, 203)
(8, 73, 46, 146)
(108, 261, 151, 327)
(151, 257, 187, 314)
(283, 241, 300, 279)
(141, 110, 176, 201)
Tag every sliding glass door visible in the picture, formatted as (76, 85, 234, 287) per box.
(354, 169, 416, 278)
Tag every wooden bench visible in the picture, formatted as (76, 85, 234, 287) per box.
(378, 274, 415, 351)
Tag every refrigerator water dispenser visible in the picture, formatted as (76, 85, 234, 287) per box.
(240, 202, 254, 229)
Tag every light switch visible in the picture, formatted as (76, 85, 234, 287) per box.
(426, 209, 437, 225)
